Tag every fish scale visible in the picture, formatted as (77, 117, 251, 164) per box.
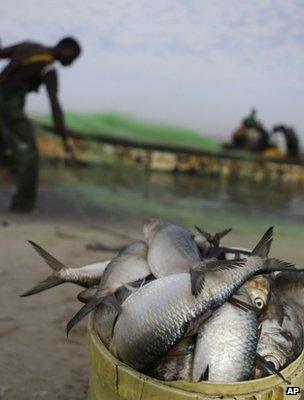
(192, 287, 258, 382)
(112, 252, 268, 371)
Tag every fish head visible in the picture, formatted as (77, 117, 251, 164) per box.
(143, 219, 165, 242)
(254, 351, 286, 379)
(244, 276, 271, 313)
(255, 333, 288, 379)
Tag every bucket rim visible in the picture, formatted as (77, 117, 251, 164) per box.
(88, 315, 304, 397)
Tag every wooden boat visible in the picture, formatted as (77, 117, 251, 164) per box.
(32, 122, 304, 183)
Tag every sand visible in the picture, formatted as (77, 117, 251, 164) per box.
(0, 186, 142, 400)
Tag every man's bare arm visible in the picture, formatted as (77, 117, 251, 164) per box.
(44, 69, 67, 139)
(0, 43, 22, 59)
(44, 69, 75, 157)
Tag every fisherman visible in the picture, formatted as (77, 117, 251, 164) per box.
(242, 108, 258, 128)
(229, 108, 269, 152)
(0, 37, 81, 212)
(272, 125, 300, 159)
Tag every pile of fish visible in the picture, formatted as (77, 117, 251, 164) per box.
(21, 219, 304, 383)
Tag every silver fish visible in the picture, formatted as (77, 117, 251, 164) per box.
(273, 271, 304, 308)
(66, 240, 151, 334)
(111, 228, 289, 371)
(149, 337, 195, 381)
(144, 219, 201, 277)
(21, 241, 110, 297)
(255, 292, 304, 378)
(192, 287, 258, 382)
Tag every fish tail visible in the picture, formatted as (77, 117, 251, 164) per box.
(20, 241, 68, 297)
(20, 275, 64, 297)
(195, 226, 232, 244)
(251, 227, 274, 257)
(194, 226, 212, 242)
(66, 290, 121, 336)
(214, 227, 232, 242)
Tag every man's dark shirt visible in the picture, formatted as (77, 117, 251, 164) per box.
(0, 41, 66, 139)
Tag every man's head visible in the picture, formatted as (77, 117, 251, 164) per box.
(250, 108, 257, 118)
(54, 37, 81, 66)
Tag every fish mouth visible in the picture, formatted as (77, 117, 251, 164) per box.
(255, 353, 286, 380)
(264, 354, 285, 371)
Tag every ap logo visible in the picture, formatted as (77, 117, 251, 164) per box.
(285, 387, 301, 396)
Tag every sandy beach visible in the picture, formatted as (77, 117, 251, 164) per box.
(0, 184, 142, 400)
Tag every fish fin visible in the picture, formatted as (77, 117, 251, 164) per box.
(28, 240, 68, 271)
(20, 241, 69, 297)
(66, 296, 103, 336)
(251, 227, 273, 257)
(20, 275, 64, 297)
(267, 258, 295, 270)
(66, 293, 121, 336)
(185, 311, 212, 337)
(229, 297, 256, 312)
(255, 353, 290, 384)
(190, 263, 206, 296)
(206, 259, 245, 272)
(214, 227, 232, 243)
(202, 365, 209, 381)
(194, 226, 212, 242)
(257, 324, 262, 341)
(77, 287, 98, 303)
(110, 309, 120, 339)
(104, 294, 122, 314)
(254, 259, 295, 275)
(165, 349, 190, 358)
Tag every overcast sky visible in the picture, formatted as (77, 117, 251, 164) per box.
(1, 0, 304, 140)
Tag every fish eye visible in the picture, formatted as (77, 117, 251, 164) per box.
(265, 356, 281, 371)
(254, 298, 264, 309)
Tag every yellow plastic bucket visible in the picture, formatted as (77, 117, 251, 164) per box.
(87, 315, 304, 400)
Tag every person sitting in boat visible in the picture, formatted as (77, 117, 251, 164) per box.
(242, 108, 258, 128)
(228, 109, 270, 152)
(0, 37, 81, 212)
(272, 125, 300, 159)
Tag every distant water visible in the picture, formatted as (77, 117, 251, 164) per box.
(41, 161, 304, 224)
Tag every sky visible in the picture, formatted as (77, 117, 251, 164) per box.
(1, 0, 304, 140)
